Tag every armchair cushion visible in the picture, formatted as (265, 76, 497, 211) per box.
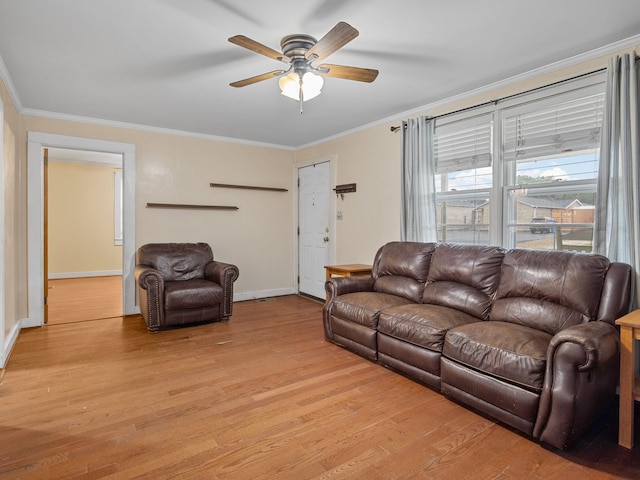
(164, 279, 223, 310)
(137, 242, 212, 281)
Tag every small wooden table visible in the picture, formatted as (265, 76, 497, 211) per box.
(324, 264, 373, 282)
(615, 309, 640, 449)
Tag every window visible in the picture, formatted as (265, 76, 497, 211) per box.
(114, 170, 123, 246)
(434, 114, 493, 244)
(429, 73, 605, 251)
(503, 86, 604, 252)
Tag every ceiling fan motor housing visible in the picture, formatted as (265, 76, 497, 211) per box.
(281, 34, 317, 75)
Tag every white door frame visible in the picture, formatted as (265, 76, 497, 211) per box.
(0, 98, 5, 365)
(26, 132, 137, 327)
(294, 154, 337, 293)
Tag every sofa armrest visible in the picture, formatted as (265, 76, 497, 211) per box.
(323, 276, 375, 341)
(533, 321, 619, 449)
(325, 275, 375, 300)
(205, 261, 240, 319)
(134, 265, 165, 332)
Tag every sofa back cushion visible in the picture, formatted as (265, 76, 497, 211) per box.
(373, 242, 436, 303)
(423, 244, 505, 320)
(491, 249, 610, 335)
(136, 242, 213, 281)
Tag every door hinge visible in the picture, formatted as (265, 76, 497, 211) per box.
(297, 226, 300, 235)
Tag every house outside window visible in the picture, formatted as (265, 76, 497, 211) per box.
(432, 73, 604, 252)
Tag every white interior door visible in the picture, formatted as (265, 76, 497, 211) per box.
(298, 162, 330, 299)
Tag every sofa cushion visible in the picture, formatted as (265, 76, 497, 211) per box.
(443, 321, 552, 392)
(332, 292, 414, 329)
(423, 244, 505, 320)
(164, 279, 223, 309)
(379, 304, 481, 352)
(373, 242, 436, 303)
(491, 249, 610, 335)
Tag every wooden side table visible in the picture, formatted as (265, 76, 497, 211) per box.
(615, 309, 640, 449)
(324, 264, 372, 299)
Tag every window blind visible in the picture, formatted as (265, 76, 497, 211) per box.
(503, 92, 604, 162)
(434, 122, 492, 173)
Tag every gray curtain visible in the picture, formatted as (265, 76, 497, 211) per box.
(594, 53, 640, 307)
(400, 116, 437, 242)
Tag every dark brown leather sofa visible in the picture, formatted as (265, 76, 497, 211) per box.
(135, 243, 239, 332)
(323, 241, 632, 450)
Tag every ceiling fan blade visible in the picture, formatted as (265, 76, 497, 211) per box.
(230, 70, 287, 87)
(318, 64, 379, 83)
(305, 22, 359, 63)
(228, 35, 291, 64)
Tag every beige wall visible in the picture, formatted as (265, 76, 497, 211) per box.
(20, 115, 296, 298)
(48, 162, 123, 275)
(2, 73, 26, 343)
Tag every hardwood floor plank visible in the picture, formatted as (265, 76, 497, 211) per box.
(1, 295, 640, 479)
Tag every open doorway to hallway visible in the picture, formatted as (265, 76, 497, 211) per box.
(46, 147, 123, 325)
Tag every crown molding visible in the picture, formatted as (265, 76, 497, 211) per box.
(20, 108, 296, 151)
(0, 54, 22, 111)
(6, 33, 640, 152)
(297, 33, 640, 150)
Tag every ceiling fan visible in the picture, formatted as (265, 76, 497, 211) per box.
(228, 22, 378, 111)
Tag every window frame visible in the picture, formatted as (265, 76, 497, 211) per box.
(429, 71, 606, 249)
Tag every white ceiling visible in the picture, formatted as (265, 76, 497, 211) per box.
(1, 0, 640, 149)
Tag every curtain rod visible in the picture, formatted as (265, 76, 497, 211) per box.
(390, 67, 607, 132)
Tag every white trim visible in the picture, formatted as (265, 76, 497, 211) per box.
(0, 54, 22, 111)
(296, 34, 640, 150)
(5, 35, 640, 152)
(27, 133, 138, 328)
(21, 108, 296, 152)
(2, 321, 21, 366)
(48, 270, 123, 280)
(233, 288, 296, 302)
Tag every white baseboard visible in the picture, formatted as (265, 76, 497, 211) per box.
(233, 287, 296, 302)
(1, 320, 23, 368)
(48, 270, 123, 279)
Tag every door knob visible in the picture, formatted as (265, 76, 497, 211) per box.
(323, 236, 330, 242)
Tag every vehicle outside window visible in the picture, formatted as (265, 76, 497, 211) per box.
(530, 217, 557, 234)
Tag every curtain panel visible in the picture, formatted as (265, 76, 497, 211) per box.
(400, 116, 437, 242)
(595, 53, 640, 307)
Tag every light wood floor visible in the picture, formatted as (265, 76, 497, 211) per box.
(1, 295, 639, 479)
(47, 276, 122, 324)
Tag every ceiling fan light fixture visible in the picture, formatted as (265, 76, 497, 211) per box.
(278, 71, 323, 101)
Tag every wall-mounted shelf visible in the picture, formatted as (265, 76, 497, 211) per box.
(146, 203, 238, 210)
(210, 182, 288, 192)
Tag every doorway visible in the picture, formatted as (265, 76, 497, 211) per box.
(26, 132, 137, 328)
(46, 147, 124, 324)
(298, 161, 331, 300)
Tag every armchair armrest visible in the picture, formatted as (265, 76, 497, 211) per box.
(533, 321, 619, 449)
(135, 265, 164, 290)
(205, 261, 240, 319)
(134, 265, 165, 332)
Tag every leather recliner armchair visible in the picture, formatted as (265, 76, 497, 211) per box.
(135, 242, 239, 332)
